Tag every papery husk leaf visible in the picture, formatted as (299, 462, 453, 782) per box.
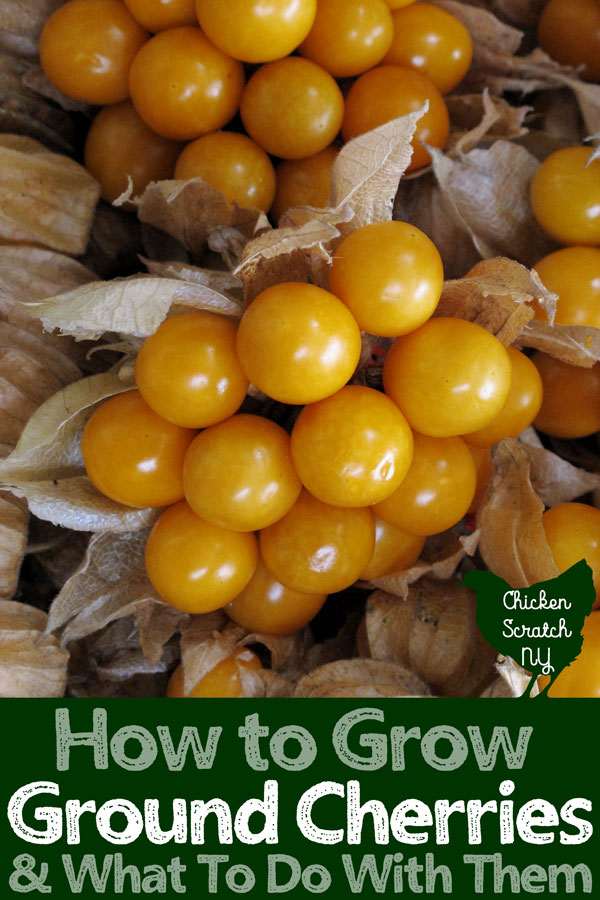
(294, 658, 432, 698)
(477, 439, 558, 589)
(179, 613, 248, 696)
(15, 274, 242, 341)
(20, 64, 91, 115)
(494, 656, 536, 698)
(367, 528, 480, 601)
(433, 0, 523, 55)
(0, 600, 68, 697)
(482, 0, 546, 27)
(517, 320, 600, 367)
(0, 135, 99, 254)
(429, 141, 555, 268)
(238, 667, 294, 698)
(134, 178, 266, 262)
(361, 583, 496, 697)
(0, 493, 27, 600)
(0, 245, 95, 305)
(0, 0, 65, 42)
(519, 428, 600, 506)
(242, 628, 314, 682)
(47, 529, 182, 660)
(142, 258, 243, 301)
(0, 51, 76, 153)
(236, 112, 426, 300)
(446, 89, 530, 156)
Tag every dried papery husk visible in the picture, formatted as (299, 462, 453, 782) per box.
(445, 90, 530, 156)
(493, 656, 537, 698)
(0, 51, 76, 153)
(0, 494, 27, 601)
(481, 0, 546, 27)
(0, 373, 161, 532)
(235, 111, 426, 301)
(0, 0, 65, 44)
(0, 599, 68, 696)
(428, 141, 555, 268)
(517, 320, 600, 367)
(179, 613, 246, 696)
(365, 528, 480, 601)
(519, 428, 600, 506)
(142, 258, 244, 303)
(238, 667, 294, 698)
(241, 628, 313, 681)
(46, 528, 183, 665)
(0, 135, 99, 254)
(294, 658, 432, 698)
(477, 438, 558, 589)
(361, 583, 496, 697)
(587, 135, 600, 164)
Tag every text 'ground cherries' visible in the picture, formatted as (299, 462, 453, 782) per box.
(135, 311, 248, 429)
(183, 414, 302, 532)
(383, 317, 512, 437)
(260, 490, 375, 595)
(145, 501, 258, 613)
(328, 220, 444, 336)
(81, 390, 195, 509)
(291, 385, 414, 507)
(236, 282, 361, 405)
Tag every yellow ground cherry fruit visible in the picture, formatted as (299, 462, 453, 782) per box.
(533, 246, 600, 328)
(84, 102, 181, 204)
(384, 0, 417, 7)
(530, 147, 600, 247)
(174, 131, 276, 212)
(124, 0, 197, 31)
(183, 414, 302, 532)
(226, 556, 327, 635)
(373, 432, 476, 536)
(328, 220, 444, 337)
(195, 0, 317, 63)
(236, 282, 361, 405)
(290, 386, 414, 508)
(383, 2, 472, 94)
(360, 517, 425, 580)
(128, 27, 244, 141)
(145, 501, 258, 613)
(465, 444, 492, 515)
(462, 348, 543, 447)
(543, 612, 600, 697)
(537, 0, 600, 83)
(135, 312, 248, 429)
(81, 390, 195, 508)
(341, 65, 449, 172)
(260, 490, 375, 595)
(543, 503, 600, 608)
(271, 146, 337, 223)
(299, 0, 393, 78)
(167, 648, 261, 698)
(532, 352, 600, 439)
(39, 0, 149, 105)
(240, 57, 344, 160)
(383, 317, 512, 438)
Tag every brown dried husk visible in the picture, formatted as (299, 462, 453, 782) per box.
(360, 583, 497, 697)
(0, 600, 68, 696)
(294, 659, 432, 698)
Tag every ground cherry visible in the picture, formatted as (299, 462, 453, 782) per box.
(124, 0, 197, 31)
(84, 102, 181, 204)
(271, 146, 337, 223)
(195, 0, 317, 63)
(226, 556, 327, 635)
(383, 2, 472, 94)
(174, 132, 276, 212)
(533, 247, 600, 328)
(373, 432, 476, 536)
(128, 27, 244, 141)
(463, 348, 543, 447)
(383, 317, 512, 437)
(538, 0, 600, 82)
(384, 0, 417, 7)
(81, 390, 195, 508)
(299, 0, 393, 78)
(135, 312, 248, 429)
(291, 386, 414, 507)
(236, 282, 361, 405)
(342, 65, 449, 172)
(183, 414, 302, 532)
(465, 444, 492, 514)
(360, 517, 425, 580)
(260, 490, 375, 595)
(145, 501, 258, 613)
(532, 352, 600, 438)
(240, 57, 344, 160)
(167, 648, 261, 697)
(328, 221, 444, 336)
(530, 147, 600, 246)
(40, 0, 148, 105)
(544, 612, 600, 697)
(543, 503, 600, 608)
